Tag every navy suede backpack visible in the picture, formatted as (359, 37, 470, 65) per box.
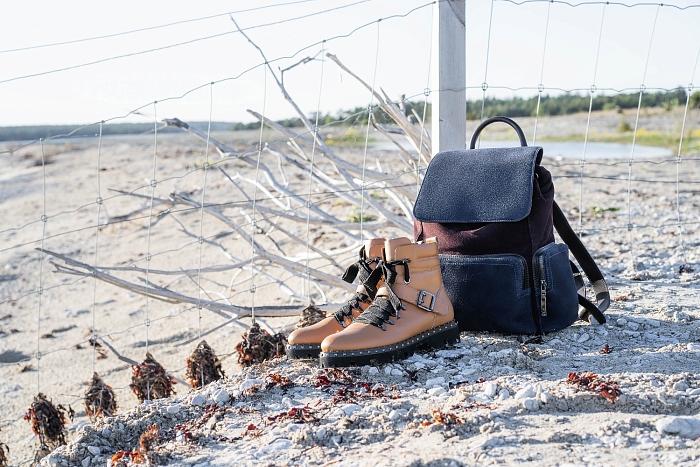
(413, 116, 609, 335)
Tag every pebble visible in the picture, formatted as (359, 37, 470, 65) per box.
(672, 381, 690, 392)
(191, 395, 205, 406)
(342, 404, 362, 416)
(390, 368, 403, 377)
(522, 398, 539, 411)
(87, 446, 100, 456)
(686, 388, 700, 396)
(427, 387, 447, 396)
(101, 427, 111, 437)
(483, 382, 498, 398)
(687, 343, 700, 352)
(367, 367, 379, 375)
(540, 392, 553, 404)
(514, 386, 536, 400)
(81, 458, 90, 467)
(240, 379, 264, 391)
(214, 389, 230, 403)
(425, 377, 445, 387)
(388, 410, 402, 421)
(497, 388, 511, 400)
(384, 366, 393, 376)
(577, 333, 590, 343)
(412, 362, 426, 370)
(167, 404, 181, 414)
(656, 416, 700, 439)
(472, 393, 492, 404)
(315, 427, 328, 440)
(627, 322, 640, 331)
(617, 318, 628, 326)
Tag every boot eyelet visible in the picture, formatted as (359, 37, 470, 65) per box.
(404, 278, 411, 284)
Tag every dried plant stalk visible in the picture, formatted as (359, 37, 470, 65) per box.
(110, 423, 160, 466)
(296, 304, 327, 329)
(23, 393, 69, 454)
(84, 372, 118, 419)
(235, 322, 287, 367)
(185, 340, 225, 389)
(0, 428, 8, 467)
(130, 353, 175, 403)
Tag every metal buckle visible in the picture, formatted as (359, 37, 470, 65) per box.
(417, 290, 436, 311)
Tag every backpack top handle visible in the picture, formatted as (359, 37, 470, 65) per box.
(469, 116, 528, 149)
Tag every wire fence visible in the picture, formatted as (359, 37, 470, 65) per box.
(0, 0, 699, 465)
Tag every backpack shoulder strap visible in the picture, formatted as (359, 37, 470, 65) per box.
(552, 201, 610, 324)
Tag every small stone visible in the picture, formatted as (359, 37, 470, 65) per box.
(240, 379, 264, 390)
(617, 318, 628, 326)
(540, 392, 553, 404)
(483, 382, 498, 398)
(522, 398, 539, 411)
(367, 367, 379, 375)
(497, 388, 511, 400)
(577, 333, 590, 343)
(514, 386, 536, 400)
(214, 389, 230, 403)
(687, 343, 700, 352)
(412, 362, 426, 370)
(315, 427, 327, 440)
(384, 366, 393, 376)
(101, 427, 111, 438)
(87, 446, 100, 456)
(167, 404, 181, 414)
(673, 381, 690, 392)
(191, 394, 205, 406)
(427, 386, 447, 396)
(390, 368, 403, 377)
(388, 410, 401, 421)
(686, 388, 700, 396)
(472, 393, 492, 404)
(627, 322, 640, 331)
(342, 404, 362, 416)
(425, 377, 445, 387)
(81, 458, 90, 467)
(656, 416, 700, 439)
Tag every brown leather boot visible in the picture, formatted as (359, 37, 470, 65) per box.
(286, 238, 385, 360)
(319, 237, 459, 367)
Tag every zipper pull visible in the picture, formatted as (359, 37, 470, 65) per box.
(540, 280, 547, 316)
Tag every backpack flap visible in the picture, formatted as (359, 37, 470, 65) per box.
(413, 146, 543, 223)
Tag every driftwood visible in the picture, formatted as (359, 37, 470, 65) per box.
(46, 29, 431, 339)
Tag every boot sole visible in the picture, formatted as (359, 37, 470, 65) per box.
(286, 343, 322, 360)
(318, 320, 460, 368)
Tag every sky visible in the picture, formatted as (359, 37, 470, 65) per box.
(1, 0, 699, 127)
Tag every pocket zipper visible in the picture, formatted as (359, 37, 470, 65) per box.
(540, 279, 547, 316)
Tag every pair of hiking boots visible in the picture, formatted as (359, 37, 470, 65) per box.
(286, 237, 460, 367)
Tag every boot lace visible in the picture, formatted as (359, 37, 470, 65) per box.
(354, 259, 411, 330)
(331, 256, 381, 326)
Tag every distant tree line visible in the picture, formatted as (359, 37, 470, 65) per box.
(2, 89, 698, 142)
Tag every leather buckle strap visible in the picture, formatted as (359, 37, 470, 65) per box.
(417, 290, 436, 311)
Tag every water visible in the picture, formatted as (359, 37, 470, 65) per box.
(372, 139, 673, 160)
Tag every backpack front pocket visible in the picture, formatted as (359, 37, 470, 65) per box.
(439, 254, 535, 334)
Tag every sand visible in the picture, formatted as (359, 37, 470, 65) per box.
(1, 112, 699, 466)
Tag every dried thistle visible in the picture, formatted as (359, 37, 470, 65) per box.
(235, 322, 287, 367)
(296, 304, 327, 328)
(567, 371, 622, 403)
(84, 372, 118, 419)
(130, 353, 175, 403)
(0, 428, 8, 467)
(185, 340, 225, 389)
(23, 393, 68, 452)
(110, 424, 159, 466)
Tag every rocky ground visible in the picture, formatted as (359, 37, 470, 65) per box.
(1, 112, 699, 466)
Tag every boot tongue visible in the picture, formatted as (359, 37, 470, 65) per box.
(384, 237, 412, 262)
(366, 239, 385, 259)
